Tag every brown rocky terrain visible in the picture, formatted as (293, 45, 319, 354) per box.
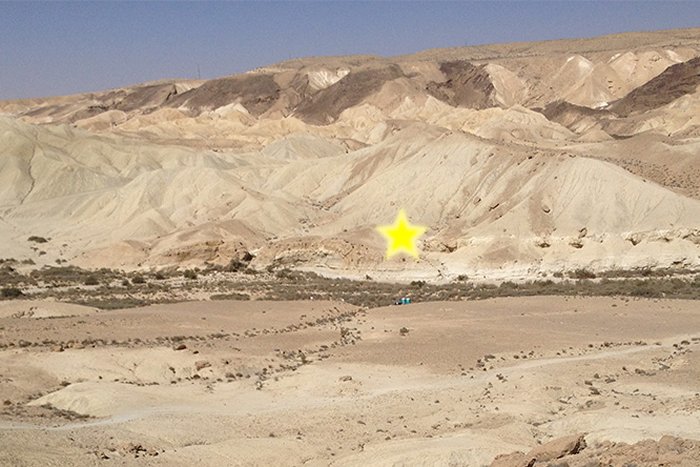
(609, 56, 700, 117)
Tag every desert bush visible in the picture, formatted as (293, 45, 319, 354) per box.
(72, 297, 149, 310)
(27, 236, 48, 243)
(273, 269, 320, 282)
(183, 269, 197, 280)
(569, 268, 596, 279)
(630, 280, 656, 297)
(210, 292, 250, 300)
(83, 276, 99, 286)
(30, 266, 118, 285)
(1, 287, 23, 298)
(639, 267, 654, 277)
(274, 268, 294, 280)
(226, 260, 248, 272)
(131, 275, 146, 284)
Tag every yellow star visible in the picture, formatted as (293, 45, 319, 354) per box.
(376, 209, 427, 260)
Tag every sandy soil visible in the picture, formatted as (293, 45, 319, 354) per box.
(1, 296, 699, 465)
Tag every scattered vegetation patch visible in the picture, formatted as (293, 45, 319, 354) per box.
(72, 297, 151, 310)
(183, 269, 198, 280)
(569, 268, 597, 279)
(1, 287, 23, 299)
(597, 266, 698, 278)
(83, 276, 100, 286)
(210, 292, 250, 301)
(254, 272, 700, 306)
(27, 236, 48, 244)
(131, 275, 146, 284)
(0, 263, 698, 310)
(39, 403, 91, 421)
(30, 266, 121, 286)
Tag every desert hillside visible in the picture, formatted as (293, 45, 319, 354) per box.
(1, 27, 700, 280)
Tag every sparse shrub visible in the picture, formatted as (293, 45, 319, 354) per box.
(121, 278, 131, 287)
(72, 297, 153, 310)
(83, 276, 99, 286)
(1, 287, 23, 298)
(275, 268, 293, 280)
(226, 260, 247, 272)
(410, 280, 426, 288)
(457, 274, 469, 281)
(154, 272, 166, 280)
(569, 268, 596, 279)
(631, 281, 655, 297)
(183, 269, 197, 280)
(131, 275, 146, 284)
(27, 236, 48, 243)
(210, 292, 250, 301)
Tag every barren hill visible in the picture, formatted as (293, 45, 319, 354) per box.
(1, 28, 700, 279)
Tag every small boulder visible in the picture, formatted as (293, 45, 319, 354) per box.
(195, 360, 211, 371)
(339, 375, 353, 382)
(526, 433, 586, 462)
(173, 343, 187, 351)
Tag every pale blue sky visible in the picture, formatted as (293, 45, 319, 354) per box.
(1, 1, 699, 99)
